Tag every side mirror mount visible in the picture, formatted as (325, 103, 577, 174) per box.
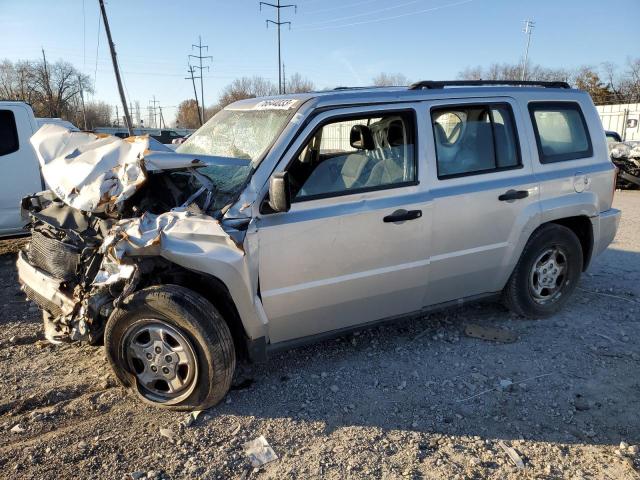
(267, 171, 291, 213)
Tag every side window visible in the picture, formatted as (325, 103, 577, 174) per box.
(431, 104, 520, 178)
(529, 102, 592, 163)
(0, 110, 20, 156)
(288, 112, 416, 200)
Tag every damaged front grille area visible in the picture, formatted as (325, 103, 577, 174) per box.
(28, 229, 81, 281)
(23, 284, 64, 318)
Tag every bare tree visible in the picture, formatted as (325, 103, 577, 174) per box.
(571, 66, 614, 105)
(621, 58, 640, 102)
(457, 59, 640, 104)
(0, 58, 92, 120)
(217, 76, 278, 109)
(175, 99, 202, 129)
(286, 73, 315, 93)
(372, 72, 409, 86)
(83, 101, 112, 130)
(458, 62, 569, 82)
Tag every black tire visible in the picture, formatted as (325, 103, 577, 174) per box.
(105, 285, 235, 410)
(503, 224, 583, 318)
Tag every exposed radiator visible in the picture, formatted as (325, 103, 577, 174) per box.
(27, 230, 81, 281)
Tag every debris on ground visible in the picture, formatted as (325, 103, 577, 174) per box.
(498, 441, 525, 469)
(0, 191, 638, 479)
(10, 424, 25, 434)
(243, 435, 278, 467)
(180, 410, 202, 428)
(465, 324, 518, 343)
(159, 428, 175, 441)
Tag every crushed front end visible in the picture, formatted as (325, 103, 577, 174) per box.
(18, 192, 120, 342)
(16, 124, 252, 344)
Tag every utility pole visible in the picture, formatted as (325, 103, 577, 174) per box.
(260, 1, 296, 94)
(41, 49, 53, 116)
(282, 63, 286, 94)
(98, 0, 133, 135)
(159, 106, 165, 129)
(185, 65, 203, 126)
(149, 97, 160, 129)
(521, 19, 535, 81)
(135, 101, 141, 129)
(129, 102, 135, 128)
(189, 36, 212, 123)
(78, 74, 88, 130)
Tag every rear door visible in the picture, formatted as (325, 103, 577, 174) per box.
(0, 105, 41, 235)
(423, 97, 541, 305)
(257, 104, 432, 344)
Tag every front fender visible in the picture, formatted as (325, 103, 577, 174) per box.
(157, 215, 266, 341)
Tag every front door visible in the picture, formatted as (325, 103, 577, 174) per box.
(423, 98, 540, 305)
(257, 106, 432, 343)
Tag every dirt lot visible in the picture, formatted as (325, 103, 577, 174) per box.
(0, 192, 639, 480)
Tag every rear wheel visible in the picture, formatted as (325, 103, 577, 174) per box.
(503, 224, 583, 317)
(105, 285, 235, 410)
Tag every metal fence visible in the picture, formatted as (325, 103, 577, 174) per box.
(596, 103, 640, 141)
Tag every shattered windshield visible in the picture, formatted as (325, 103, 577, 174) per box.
(176, 107, 292, 209)
(178, 108, 291, 162)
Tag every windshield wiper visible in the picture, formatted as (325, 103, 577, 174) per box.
(180, 169, 217, 210)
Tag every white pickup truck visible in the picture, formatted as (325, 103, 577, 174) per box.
(0, 101, 78, 236)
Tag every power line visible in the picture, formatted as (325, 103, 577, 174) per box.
(189, 36, 212, 123)
(304, 0, 381, 15)
(260, 0, 297, 94)
(296, 0, 474, 31)
(298, 0, 422, 28)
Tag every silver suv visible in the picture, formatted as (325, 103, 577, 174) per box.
(18, 80, 620, 409)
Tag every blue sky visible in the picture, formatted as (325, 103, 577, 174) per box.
(1, 0, 638, 123)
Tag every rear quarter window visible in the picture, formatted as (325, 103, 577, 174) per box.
(528, 102, 593, 163)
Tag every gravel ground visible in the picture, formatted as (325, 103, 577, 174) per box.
(0, 192, 639, 480)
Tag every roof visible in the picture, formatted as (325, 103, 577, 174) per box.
(226, 81, 586, 112)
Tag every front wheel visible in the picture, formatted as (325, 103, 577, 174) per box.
(105, 285, 235, 410)
(503, 224, 583, 317)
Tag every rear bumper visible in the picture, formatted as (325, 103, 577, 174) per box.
(591, 208, 621, 259)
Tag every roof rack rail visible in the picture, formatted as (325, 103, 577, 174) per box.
(408, 80, 571, 90)
(332, 85, 395, 90)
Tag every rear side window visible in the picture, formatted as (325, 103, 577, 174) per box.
(529, 102, 592, 163)
(431, 103, 521, 178)
(0, 110, 19, 156)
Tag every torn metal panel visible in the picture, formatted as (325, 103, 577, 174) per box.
(143, 151, 250, 171)
(29, 125, 251, 214)
(30, 124, 148, 213)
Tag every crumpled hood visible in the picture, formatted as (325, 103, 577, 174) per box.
(29, 124, 246, 214)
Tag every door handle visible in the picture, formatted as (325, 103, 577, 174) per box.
(383, 209, 422, 223)
(498, 189, 529, 201)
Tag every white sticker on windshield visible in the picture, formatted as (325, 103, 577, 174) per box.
(253, 99, 299, 110)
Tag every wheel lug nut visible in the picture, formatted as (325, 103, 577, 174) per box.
(162, 367, 170, 375)
(155, 347, 161, 354)
(150, 365, 157, 373)
(146, 353, 153, 360)
(165, 355, 172, 363)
